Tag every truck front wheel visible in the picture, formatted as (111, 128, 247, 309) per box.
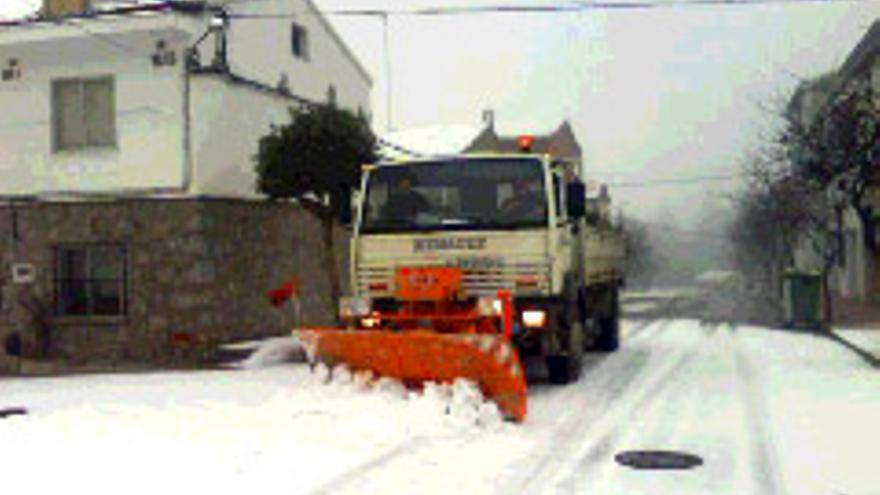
(546, 355, 579, 384)
(545, 319, 584, 384)
(596, 286, 621, 352)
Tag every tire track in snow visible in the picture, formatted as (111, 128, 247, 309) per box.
(499, 319, 695, 495)
(524, 317, 673, 412)
(548, 322, 721, 494)
(311, 318, 675, 495)
(307, 436, 430, 495)
(623, 294, 689, 341)
(731, 327, 786, 495)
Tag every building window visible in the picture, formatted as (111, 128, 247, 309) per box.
(291, 23, 309, 60)
(55, 244, 127, 316)
(51, 77, 116, 152)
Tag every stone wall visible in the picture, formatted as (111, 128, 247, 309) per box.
(0, 197, 349, 370)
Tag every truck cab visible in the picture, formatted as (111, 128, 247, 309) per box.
(350, 153, 624, 383)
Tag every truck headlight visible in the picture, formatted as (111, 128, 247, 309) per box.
(522, 309, 547, 328)
(339, 296, 371, 319)
(360, 313, 381, 328)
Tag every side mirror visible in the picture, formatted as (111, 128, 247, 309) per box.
(566, 182, 586, 219)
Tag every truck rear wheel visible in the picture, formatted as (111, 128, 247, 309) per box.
(596, 287, 620, 352)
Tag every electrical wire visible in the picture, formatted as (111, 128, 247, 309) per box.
(603, 173, 744, 187)
(227, 0, 875, 19)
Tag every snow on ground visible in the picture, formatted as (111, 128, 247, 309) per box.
(0, 358, 522, 494)
(735, 326, 879, 495)
(1, 319, 877, 495)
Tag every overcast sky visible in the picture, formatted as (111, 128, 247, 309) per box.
(2, 0, 879, 227)
(312, 0, 878, 228)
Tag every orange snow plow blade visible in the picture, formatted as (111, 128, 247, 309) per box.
(296, 329, 528, 422)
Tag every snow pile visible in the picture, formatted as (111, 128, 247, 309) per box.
(237, 336, 307, 368)
(239, 339, 508, 431)
(406, 379, 505, 431)
(0, 363, 524, 495)
(311, 362, 506, 432)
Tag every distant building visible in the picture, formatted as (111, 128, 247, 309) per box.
(465, 111, 583, 169)
(377, 111, 584, 168)
(0, 0, 370, 371)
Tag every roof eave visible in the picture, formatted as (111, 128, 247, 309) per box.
(840, 20, 880, 80)
(0, 1, 210, 28)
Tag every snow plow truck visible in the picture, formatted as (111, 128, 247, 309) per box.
(294, 148, 625, 422)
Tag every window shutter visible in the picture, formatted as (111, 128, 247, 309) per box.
(291, 24, 309, 60)
(53, 80, 86, 150)
(84, 78, 116, 147)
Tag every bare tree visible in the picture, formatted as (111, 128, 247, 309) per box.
(729, 135, 844, 326)
(784, 77, 879, 253)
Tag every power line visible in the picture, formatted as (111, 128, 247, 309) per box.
(381, 13, 392, 133)
(604, 173, 744, 187)
(227, 0, 874, 19)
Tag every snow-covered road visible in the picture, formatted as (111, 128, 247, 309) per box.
(1, 319, 877, 495)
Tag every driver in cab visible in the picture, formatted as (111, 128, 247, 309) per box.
(381, 174, 431, 222)
(499, 177, 545, 221)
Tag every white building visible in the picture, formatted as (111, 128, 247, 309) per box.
(0, 0, 372, 369)
(0, 0, 371, 198)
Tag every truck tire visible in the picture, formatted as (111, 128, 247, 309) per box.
(546, 313, 584, 384)
(596, 286, 620, 352)
(546, 350, 582, 384)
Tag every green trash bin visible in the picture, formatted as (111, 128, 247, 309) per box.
(783, 270, 824, 329)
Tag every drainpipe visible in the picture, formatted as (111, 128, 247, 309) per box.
(180, 7, 229, 194)
(182, 51, 193, 194)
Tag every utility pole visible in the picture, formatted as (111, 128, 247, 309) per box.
(382, 13, 393, 134)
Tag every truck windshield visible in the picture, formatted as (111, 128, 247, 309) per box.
(360, 157, 548, 233)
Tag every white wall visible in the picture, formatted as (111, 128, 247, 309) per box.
(189, 75, 295, 197)
(221, 0, 371, 117)
(0, 3, 373, 197)
(0, 20, 192, 196)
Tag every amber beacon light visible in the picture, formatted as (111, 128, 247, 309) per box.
(518, 135, 535, 152)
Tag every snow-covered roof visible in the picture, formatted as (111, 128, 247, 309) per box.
(377, 124, 484, 161)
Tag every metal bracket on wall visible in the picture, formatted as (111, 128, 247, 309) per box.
(2, 59, 21, 81)
(11, 264, 36, 285)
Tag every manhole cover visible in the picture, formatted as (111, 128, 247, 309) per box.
(0, 407, 28, 419)
(615, 450, 703, 470)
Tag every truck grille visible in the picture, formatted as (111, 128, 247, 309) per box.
(356, 258, 550, 297)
